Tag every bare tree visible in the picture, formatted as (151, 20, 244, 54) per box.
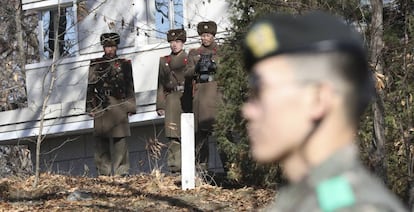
(398, 0, 414, 208)
(14, 0, 26, 84)
(33, 6, 61, 188)
(0, 0, 39, 111)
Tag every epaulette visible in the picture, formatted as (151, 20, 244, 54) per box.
(188, 48, 199, 55)
(161, 55, 170, 60)
(161, 55, 171, 64)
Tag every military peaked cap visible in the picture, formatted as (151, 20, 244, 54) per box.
(100, 33, 120, 46)
(167, 29, 187, 42)
(197, 21, 217, 36)
(243, 12, 367, 70)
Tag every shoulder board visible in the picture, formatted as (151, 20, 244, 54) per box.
(163, 55, 172, 64)
(158, 56, 166, 63)
(316, 176, 355, 212)
(179, 50, 188, 57)
(189, 48, 199, 55)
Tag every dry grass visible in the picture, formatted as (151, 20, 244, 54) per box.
(0, 172, 275, 211)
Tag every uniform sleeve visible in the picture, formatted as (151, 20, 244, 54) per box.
(156, 57, 166, 110)
(86, 60, 97, 113)
(184, 49, 198, 77)
(122, 60, 137, 114)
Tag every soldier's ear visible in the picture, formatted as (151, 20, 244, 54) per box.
(309, 83, 334, 121)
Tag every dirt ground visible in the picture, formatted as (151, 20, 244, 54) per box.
(0, 172, 275, 211)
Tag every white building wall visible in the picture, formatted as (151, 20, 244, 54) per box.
(184, 0, 231, 41)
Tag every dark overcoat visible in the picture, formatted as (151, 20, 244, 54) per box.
(186, 42, 221, 132)
(86, 56, 136, 137)
(156, 50, 188, 138)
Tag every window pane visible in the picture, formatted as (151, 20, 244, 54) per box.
(63, 7, 77, 56)
(41, 6, 76, 59)
(154, 0, 184, 40)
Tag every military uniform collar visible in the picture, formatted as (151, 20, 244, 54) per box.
(272, 144, 359, 211)
(171, 49, 185, 56)
(201, 41, 217, 51)
(103, 54, 118, 60)
(305, 144, 359, 187)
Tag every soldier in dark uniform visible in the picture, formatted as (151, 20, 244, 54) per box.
(185, 21, 221, 169)
(86, 33, 136, 176)
(156, 29, 188, 173)
(242, 12, 407, 211)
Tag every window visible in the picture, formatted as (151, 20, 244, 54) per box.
(40, 6, 77, 59)
(154, 0, 184, 40)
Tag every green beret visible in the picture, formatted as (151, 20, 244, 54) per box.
(197, 21, 217, 36)
(243, 12, 366, 70)
(167, 29, 187, 42)
(100, 33, 120, 46)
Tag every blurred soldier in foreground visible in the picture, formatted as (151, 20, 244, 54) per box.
(185, 21, 221, 170)
(242, 12, 407, 211)
(86, 33, 136, 176)
(156, 29, 188, 173)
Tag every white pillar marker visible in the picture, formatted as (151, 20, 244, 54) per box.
(181, 113, 195, 190)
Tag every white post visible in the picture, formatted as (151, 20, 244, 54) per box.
(181, 113, 195, 190)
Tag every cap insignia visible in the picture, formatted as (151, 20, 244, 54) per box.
(246, 22, 278, 58)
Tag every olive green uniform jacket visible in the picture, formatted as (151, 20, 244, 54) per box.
(86, 56, 137, 138)
(186, 42, 221, 132)
(156, 50, 188, 138)
(264, 145, 407, 212)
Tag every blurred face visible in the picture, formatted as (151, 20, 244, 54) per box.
(242, 56, 314, 163)
(169, 40, 184, 54)
(103, 45, 117, 58)
(200, 33, 215, 47)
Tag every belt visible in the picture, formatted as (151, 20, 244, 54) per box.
(197, 74, 215, 83)
(104, 90, 112, 96)
(173, 85, 184, 92)
(103, 88, 124, 98)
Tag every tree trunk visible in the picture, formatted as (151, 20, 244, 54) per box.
(14, 0, 26, 81)
(13, 0, 28, 109)
(33, 6, 60, 188)
(370, 0, 387, 184)
(400, 0, 414, 208)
